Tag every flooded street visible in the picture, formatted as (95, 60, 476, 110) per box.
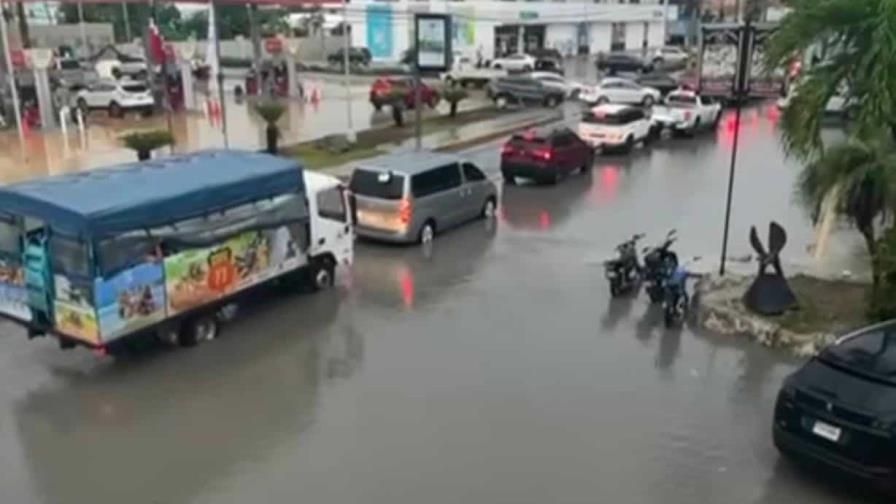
(0, 105, 883, 504)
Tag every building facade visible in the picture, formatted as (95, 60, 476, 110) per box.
(347, 0, 668, 61)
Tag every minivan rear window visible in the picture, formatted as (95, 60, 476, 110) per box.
(349, 169, 405, 200)
(666, 94, 697, 107)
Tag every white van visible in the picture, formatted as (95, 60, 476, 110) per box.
(577, 104, 657, 153)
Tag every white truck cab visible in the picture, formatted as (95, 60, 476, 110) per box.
(304, 171, 354, 272)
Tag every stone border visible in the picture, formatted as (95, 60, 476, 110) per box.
(694, 273, 837, 357)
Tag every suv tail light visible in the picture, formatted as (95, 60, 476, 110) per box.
(533, 147, 553, 162)
(399, 198, 412, 224)
(501, 143, 515, 156)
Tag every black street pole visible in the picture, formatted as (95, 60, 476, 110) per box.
(719, 21, 752, 276)
(413, 15, 422, 151)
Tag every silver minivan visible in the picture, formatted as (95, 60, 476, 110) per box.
(349, 151, 498, 244)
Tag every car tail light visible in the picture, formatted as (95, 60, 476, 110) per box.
(501, 143, 515, 156)
(399, 198, 412, 224)
(533, 148, 553, 162)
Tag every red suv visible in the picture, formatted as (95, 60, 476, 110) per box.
(370, 77, 440, 111)
(500, 127, 594, 185)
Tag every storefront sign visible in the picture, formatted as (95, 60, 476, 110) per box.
(415, 13, 451, 71)
(366, 5, 394, 59)
(519, 11, 538, 20)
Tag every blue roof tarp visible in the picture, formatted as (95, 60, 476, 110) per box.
(0, 150, 304, 239)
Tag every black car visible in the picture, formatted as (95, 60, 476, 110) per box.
(487, 75, 566, 109)
(773, 320, 896, 493)
(636, 72, 680, 95)
(596, 52, 653, 75)
(328, 47, 372, 66)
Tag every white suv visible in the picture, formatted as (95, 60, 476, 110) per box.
(74, 79, 154, 118)
(580, 77, 662, 106)
(577, 104, 657, 153)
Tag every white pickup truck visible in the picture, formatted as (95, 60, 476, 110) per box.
(441, 56, 507, 88)
(651, 90, 722, 135)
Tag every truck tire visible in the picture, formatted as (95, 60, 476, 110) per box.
(310, 257, 335, 292)
(179, 314, 218, 347)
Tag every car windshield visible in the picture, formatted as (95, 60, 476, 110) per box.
(666, 95, 697, 107)
(122, 84, 147, 93)
(582, 111, 627, 125)
(819, 325, 896, 384)
(349, 169, 405, 200)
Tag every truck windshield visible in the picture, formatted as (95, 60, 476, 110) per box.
(350, 170, 405, 200)
(666, 95, 697, 107)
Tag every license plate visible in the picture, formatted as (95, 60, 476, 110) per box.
(812, 420, 842, 442)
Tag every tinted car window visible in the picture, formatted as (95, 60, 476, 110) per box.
(122, 84, 147, 93)
(412, 164, 462, 198)
(552, 132, 574, 147)
(821, 326, 896, 381)
(667, 94, 697, 106)
(350, 169, 405, 200)
(462, 163, 486, 182)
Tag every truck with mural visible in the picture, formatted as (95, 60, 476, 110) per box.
(0, 150, 353, 355)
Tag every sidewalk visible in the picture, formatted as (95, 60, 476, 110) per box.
(319, 106, 565, 179)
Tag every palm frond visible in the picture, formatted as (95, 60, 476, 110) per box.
(119, 129, 174, 153)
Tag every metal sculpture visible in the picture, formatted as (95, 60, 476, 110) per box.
(743, 221, 797, 315)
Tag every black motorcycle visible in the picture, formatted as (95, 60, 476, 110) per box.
(643, 230, 679, 303)
(604, 233, 644, 297)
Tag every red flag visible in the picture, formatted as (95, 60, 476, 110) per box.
(148, 19, 165, 64)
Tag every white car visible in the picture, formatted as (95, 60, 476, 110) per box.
(74, 79, 154, 117)
(490, 53, 536, 72)
(652, 46, 690, 65)
(529, 71, 586, 98)
(577, 104, 657, 153)
(580, 77, 662, 106)
(651, 90, 722, 135)
(777, 87, 849, 115)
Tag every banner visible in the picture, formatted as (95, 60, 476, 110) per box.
(415, 14, 451, 71)
(0, 258, 29, 321)
(95, 262, 167, 341)
(366, 5, 393, 59)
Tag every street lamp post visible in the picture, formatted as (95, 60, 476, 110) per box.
(342, 0, 355, 143)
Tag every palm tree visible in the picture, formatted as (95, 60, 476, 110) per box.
(119, 129, 174, 161)
(254, 101, 286, 154)
(764, 0, 896, 158)
(797, 132, 896, 286)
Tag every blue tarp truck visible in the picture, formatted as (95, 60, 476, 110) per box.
(0, 150, 353, 354)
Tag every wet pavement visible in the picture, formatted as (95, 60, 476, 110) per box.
(0, 103, 882, 504)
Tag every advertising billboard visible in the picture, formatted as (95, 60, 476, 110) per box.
(415, 13, 452, 71)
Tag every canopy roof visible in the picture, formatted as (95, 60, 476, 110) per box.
(0, 150, 304, 239)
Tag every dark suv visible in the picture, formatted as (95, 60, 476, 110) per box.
(487, 75, 566, 109)
(500, 127, 593, 184)
(773, 320, 896, 494)
(328, 47, 372, 67)
(596, 52, 653, 75)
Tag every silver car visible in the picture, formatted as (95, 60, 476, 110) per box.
(349, 151, 498, 244)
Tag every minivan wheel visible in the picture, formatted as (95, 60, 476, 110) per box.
(310, 258, 335, 291)
(545, 95, 559, 108)
(419, 221, 436, 244)
(481, 198, 497, 219)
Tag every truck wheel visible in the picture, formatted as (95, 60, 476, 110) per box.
(495, 95, 509, 110)
(310, 258, 335, 291)
(545, 95, 559, 108)
(621, 135, 634, 153)
(481, 197, 497, 219)
(180, 315, 217, 347)
(596, 96, 609, 105)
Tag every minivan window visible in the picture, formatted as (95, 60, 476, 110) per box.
(349, 169, 405, 200)
(412, 164, 461, 198)
(462, 163, 486, 182)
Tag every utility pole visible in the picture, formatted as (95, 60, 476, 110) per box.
(1, 2, 25, 153)
(342, 0, 354, 142)
(413, 16, 422, 150)
(122, 2, 132, 43)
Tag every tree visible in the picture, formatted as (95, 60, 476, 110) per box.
(59, 3, 185, 42)
(442, 88, 468, 118)
(797, 132, 896, 286)
(254, 101, 286, 154)
(120, 129, 174, 161)
(764, 0, 896, 158)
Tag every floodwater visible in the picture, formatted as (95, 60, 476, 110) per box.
(0, 93, 882, 504)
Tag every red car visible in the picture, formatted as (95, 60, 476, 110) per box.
(370, 76, 440, 110)
(500, 127, 594, 185)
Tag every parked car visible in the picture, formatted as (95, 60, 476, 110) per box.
(652, 46, 690, 65)
(90, 45, 148, 80)
(328, 47, 372, 66)
(490, 53, 537, 71)
(500, 127, 594, 184)
(441, 55, 506, 88)
(595, 52, 653, 75)
(529, 48, 564, 74)
(74, 78, 154, 117)
(577, 104, 658, 153)
(369, 76, 440, 110)
(636, 72, 680, 95)
(529, 71, 586, 98)
(488, 75, 566, 109)
(580, 77, 662, 106)
(350, 151, 498, 244)
(651, 90, 722, 135)
(773, 320, 896, 494)
(777, 86, 851, 115)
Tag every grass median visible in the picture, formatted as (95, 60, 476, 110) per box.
(283, 106, 509, 170)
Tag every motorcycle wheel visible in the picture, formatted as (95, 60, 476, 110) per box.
(609, 280, 621, 297)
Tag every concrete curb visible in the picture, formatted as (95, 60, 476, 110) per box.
(694, 273, 836, 357)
